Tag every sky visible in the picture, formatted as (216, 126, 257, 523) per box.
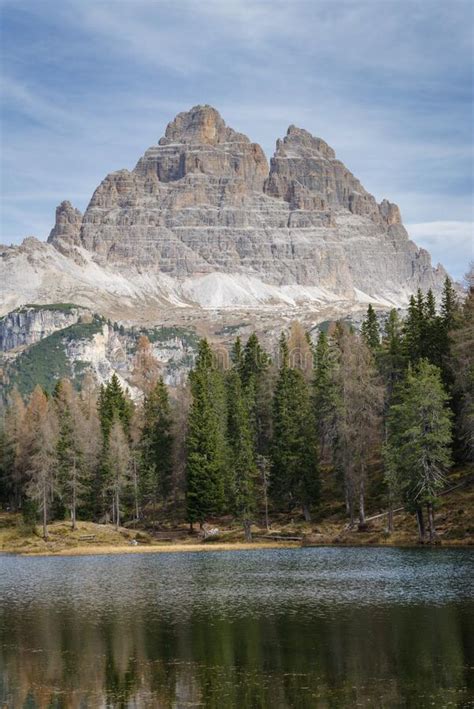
(0, 0, 472, 279)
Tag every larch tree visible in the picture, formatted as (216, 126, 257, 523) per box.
(54, 379, 89, 530)
(312, 331, 340, 467)
(24, 386, 58, 540)
(336, 331, 383, 526)
(385, 360, 453, 542)
(131, 335, 160, 395)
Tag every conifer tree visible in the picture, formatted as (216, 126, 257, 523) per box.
(335, 331, 383, 525)
(97, 374, 133, 517)
(226, 369, 256, 539)
(24, 386, 58, 540)
(271, 334, 319, 520)
(107, 418, 130, 530)
(385, 360, 452, 542)
(361, 304, 380, 352)
(2, 388, 27, 509)
(186, 340, 226, 527)
(380, 309, 405, 395)
(140, 377, 173, 520)
(54, 379, 89, 529)
(312, 331, 340, 465)
(131, 335, 160, 394)
(450, 273, 474, 461)
(403, 292, 424, 363)
(240, 333, 272, 456)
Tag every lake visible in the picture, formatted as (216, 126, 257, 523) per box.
(0, 547, 473, 708)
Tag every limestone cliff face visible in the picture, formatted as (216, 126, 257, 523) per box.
(0, 305, 86, 351)
(6, 104, 445, 317)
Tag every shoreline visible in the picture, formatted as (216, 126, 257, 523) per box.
(1, 538, 472, 558)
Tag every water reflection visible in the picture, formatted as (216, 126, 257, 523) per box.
(1, 548, 473, 707)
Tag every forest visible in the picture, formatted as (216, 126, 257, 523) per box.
(0, 276, 472, 544)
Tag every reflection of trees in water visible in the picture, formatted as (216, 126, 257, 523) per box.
(1, 601, 473, 708)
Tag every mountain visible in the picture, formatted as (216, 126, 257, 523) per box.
(0, 105, 446, 322)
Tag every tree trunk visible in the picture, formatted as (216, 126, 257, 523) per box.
(133, 459, 139, 523)
(243, 518, 252, 542)
(427, 503, 437, 544)
(359, 484, 366, 526)
(71, 456, 77, 531)
(387, 505, 394, 534)
(115, 488, 120, 531)
(302, 503, 311, 522)
(416, 507, 426, 543)
(189, 522, 194, 534)
(43, 487, 48, 541)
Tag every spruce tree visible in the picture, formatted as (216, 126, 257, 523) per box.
(361, 304, 380, 352)
(140, 377, 173, 519)
(380, 309, 405, 394)
(271, 334, 319, 520)
(225, 369, 256, 539)
(186, 340, 226, 527)
(385, 360, 452, 542)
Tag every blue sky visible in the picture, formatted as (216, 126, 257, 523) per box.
(0, 0, 472, 279)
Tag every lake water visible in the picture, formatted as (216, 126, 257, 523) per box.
(0, 547, 473, 708)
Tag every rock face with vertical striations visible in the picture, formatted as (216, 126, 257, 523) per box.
(2, 104, 446, 318)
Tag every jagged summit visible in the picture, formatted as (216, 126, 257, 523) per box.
(159, 104, 250, 146)
(2, 105, 446, 318)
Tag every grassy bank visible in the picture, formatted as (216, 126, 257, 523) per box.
(1, 468, 472, 557)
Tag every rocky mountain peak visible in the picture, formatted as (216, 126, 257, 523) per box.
(159, 104, 249, 146)
(278, 125, 336, 160)
(0, 105, 446, 319)
(48, 200, 83, 246)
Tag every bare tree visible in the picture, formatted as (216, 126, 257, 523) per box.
(24, 387, 58, 540)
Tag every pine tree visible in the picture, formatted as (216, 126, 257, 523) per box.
(186, 340, 226, 527)
(385, 360, 452, 542)
(225, 369, 256, 539)
(271, 334, 319, 520)
(140, 377, 173, 521)
(361, 304, 380, 352)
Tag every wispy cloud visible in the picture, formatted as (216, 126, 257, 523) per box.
(0, 0, 472, 278)
(407, 221, 473, 278)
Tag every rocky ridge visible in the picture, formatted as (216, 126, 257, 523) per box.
(1, 105, 446, 320)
